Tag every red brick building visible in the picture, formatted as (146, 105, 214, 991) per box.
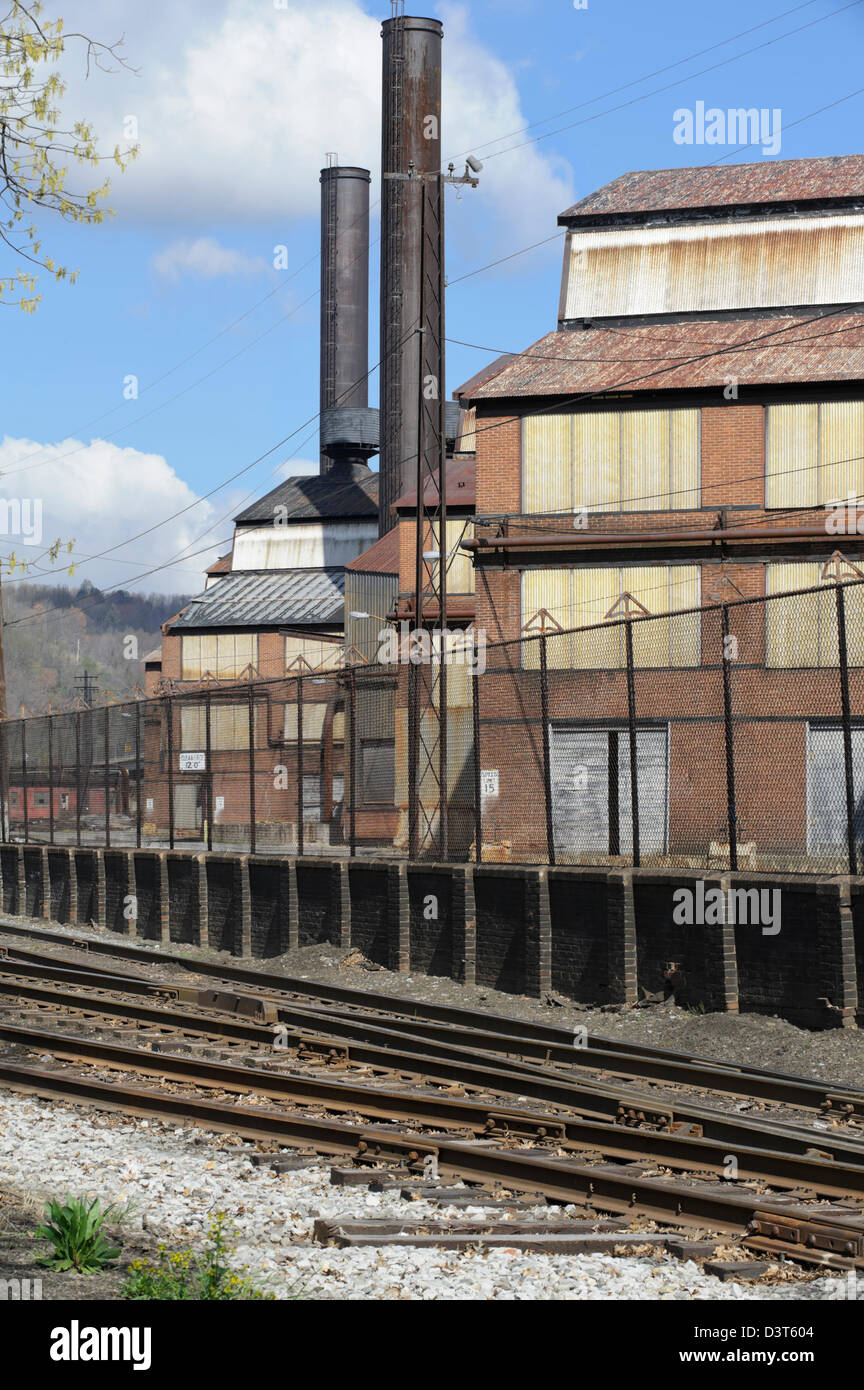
(453, 154, 864, 866)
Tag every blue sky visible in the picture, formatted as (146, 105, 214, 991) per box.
(1, 0, 862, 594)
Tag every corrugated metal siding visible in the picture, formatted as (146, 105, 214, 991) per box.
(766, 401, 864, 507)
(232, 522, 378, 571)
(344, 571, 398, 663)
(523, 408, 699, 515)
(523, 566, 699, 669)
(443, 518, 474, 594)
(766, 562, 864, 666)
(180, 704, 250, 750)
(766, 405, 818, 507)
(563, 215, 864, 319)
(523, 415, 570, 513)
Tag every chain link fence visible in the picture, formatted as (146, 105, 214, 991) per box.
(3, 575, 864, 874)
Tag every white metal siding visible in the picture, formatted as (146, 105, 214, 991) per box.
(562, 214, 864, 320)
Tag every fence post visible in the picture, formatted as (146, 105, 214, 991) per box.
(0, 721, 7, 843)
(624, 619, 640, 869)
(75, 711, 82, 847)
(472, 669, 482, 865)
(408, 660, 418, 860)
(135, 701, 142, 849)
(166, 695, 175, 851)
(539, 632, 555, 866)
(47, 715, 55, 846)
(247, 684, 256, 857)
(204, 689, 213, 853)
(21, 720, 28, 844)
(104, 706, 111, 849)
(835, 581, 858, 876)
(720, 602, 738, 872)
(297, 673, 304, 858)
(348, 667, 357, 858)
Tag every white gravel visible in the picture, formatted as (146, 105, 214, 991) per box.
(0, 1092, 852, 1301)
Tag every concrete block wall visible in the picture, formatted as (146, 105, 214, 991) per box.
(0, 842, 859, 1027)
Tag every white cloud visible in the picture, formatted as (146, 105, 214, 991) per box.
(0, 437, 224, 595)
(58, 0, 574, 260)
(152, 237, 267, 281)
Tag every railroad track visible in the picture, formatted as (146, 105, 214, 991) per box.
(1, 919, 864, 1272)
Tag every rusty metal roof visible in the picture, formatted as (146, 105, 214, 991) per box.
(393, 456, 476, 511)
(457, 310, 864, 400)
(560, 155, 864, 223)
(235, 464, 378, 524)
(345, 528, 400, 574)
(168, 569, 345, 631)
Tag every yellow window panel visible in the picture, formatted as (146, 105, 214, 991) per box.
(522, 415, 571, 514)
(668, 566, 701, 667)
(283, 702, 328, 741)
(621, 411, 667, 515)
(669, 409, 700, 511)
(819, 401, 864, 507)
(180, 706, 204, 750)
(766, 403, 818, 508)
(572, 566, 623, 670)
(573, 411, 619, 512)
(766, 562, 821, 666)
(181, 635, 201, 680)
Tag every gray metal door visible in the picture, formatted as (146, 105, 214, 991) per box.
(173, 783, 202, 831)
(807, 724, 864, 853)
(550, 725, 668, 857)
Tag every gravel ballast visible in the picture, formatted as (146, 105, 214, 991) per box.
(0, 1092, 853, 1301)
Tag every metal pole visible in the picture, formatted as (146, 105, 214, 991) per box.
(166, 696, 175, 851)
(0, 722, 7, 843)
(472, 669, 481, 864)
(104, 706, 111, 849)
(21, 719, 28, 844)
(408, 660, 418, 860)
(720, 602, 738, 872)
(47, 715, 55, 846)
(348, 668, 357, 857)
(435, 171, 448, 863)
(624, 620, 641, 869)
(135, 701, 142, 849)
(835, 582, 858, 876)
(248, 685, 256, 857)
(539, 633, 555, 866)
(204, 690, 213, 853)
(297, 674, 304, 858)
(75, 711, 82, 847)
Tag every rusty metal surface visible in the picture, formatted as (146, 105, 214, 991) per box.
(560, 155, 864, 223)
(457, 311, 864, 401)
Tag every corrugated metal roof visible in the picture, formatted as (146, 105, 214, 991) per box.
(168, 569, 346, 631)
(561, 155, 864, 223)
(393, 456, 476, 511)
(457, 310, 864, 400)
(206, 554, 231, 575)
(235, 464, 378, 524)
(345, 528, 400, 574)
(143, 647, 162, 664)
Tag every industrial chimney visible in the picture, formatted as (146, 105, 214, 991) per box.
(319, 158, 379, 474)
(378, 13, 443, 533)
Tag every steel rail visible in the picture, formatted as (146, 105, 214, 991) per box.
(2, 1019, 864, 1199)
(0, 1053, 862, 1265)
(1, 972, 863, 1168)
(2, 921, 859, 1101)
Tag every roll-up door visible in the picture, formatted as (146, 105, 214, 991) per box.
(550, 724, 668, 857)
(807, 724, 864, 853)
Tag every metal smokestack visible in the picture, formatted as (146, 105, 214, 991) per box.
(379, 13, 443, 533)
(319, 159, 377, 475)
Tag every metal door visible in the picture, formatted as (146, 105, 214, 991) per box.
(550, 724, 668, 857)
(806, 724, 864, 853)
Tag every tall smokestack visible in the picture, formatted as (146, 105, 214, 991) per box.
(319, 159, 378, 475)
(379, 13, 443, 533)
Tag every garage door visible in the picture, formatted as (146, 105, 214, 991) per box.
(807, 724, 864, 853)
(550, 724, 669, 858)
